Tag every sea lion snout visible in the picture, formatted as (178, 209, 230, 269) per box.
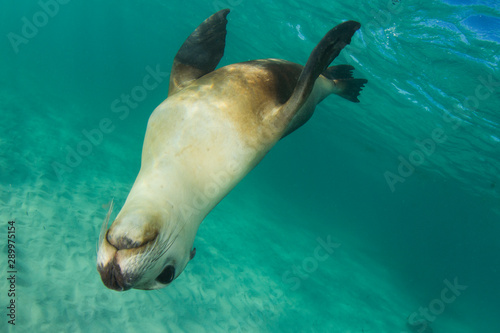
(97, 201, 193, 290)
(96, 230, 134, 291)
(97, 226, 157, 291)
(97, 214, 162, 290)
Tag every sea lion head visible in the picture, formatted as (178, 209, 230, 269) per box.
(96, 201, 196, 291)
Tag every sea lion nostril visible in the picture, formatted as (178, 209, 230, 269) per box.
(106, 231, 144, 250)
(115, 236, 141, 250)
(106, 225, 159, 251)
(105, 230, 118, 250)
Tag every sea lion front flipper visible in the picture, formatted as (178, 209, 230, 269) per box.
(275, 21, 361, 129)
(168, 9, 230, 96)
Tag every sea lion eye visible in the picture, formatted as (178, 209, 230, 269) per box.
(156, 265, 175, 284)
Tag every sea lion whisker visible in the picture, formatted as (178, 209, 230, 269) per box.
(149, 220, 187, 264)
(96, 199, 114, 254)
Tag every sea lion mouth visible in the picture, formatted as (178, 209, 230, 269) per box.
(106, 228, 159, 251)
(98, 255, 132, 291)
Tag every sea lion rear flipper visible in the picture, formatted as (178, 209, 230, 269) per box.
(331, 78, 368, 103)
(168, 9, 230, 96)
(275, 21, 361, 129)
(323, 64, 368, 102)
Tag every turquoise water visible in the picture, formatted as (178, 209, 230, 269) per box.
(1, 0, 499, 332)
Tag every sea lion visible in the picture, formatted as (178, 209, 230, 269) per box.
(97, 9, 367, 291)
